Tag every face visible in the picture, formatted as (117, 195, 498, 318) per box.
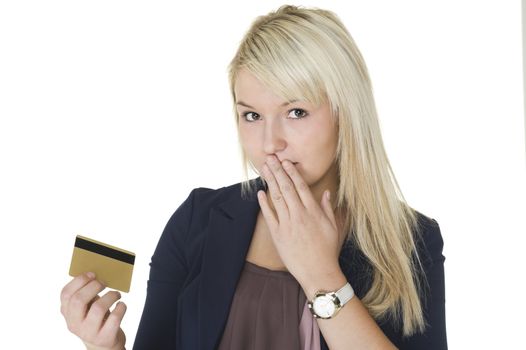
(234, 68, 339, 194)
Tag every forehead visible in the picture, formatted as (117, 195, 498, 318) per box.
(234, 69, 278, 98)
(234, 69, 310, 110)
(233, 65, 330, 111)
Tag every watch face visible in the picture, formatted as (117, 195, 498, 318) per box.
(313, 294, 336, 318)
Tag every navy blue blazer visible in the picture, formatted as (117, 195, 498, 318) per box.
(132, 177, 447, 349)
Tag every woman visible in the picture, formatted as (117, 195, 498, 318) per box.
(60, 5, 447, 349)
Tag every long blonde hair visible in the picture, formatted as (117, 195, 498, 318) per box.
(227, 5, 427, 336)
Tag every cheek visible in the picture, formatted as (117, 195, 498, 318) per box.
(302, 127, 337, 167)
(297, 124, 334, 154)
(240, 134, 257, 154)
(238, 126, 260, 163)
(238, 124, 252, 147)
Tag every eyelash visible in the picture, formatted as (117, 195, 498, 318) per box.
(241, 108, 309, 122)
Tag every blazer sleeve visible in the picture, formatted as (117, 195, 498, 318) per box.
(396, 217, 448, 349)
(132, 188, 198, 349)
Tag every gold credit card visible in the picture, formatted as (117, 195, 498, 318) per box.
(68, 235, 135, 293)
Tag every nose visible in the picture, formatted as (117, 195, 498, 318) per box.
(262, 118, 286, 155)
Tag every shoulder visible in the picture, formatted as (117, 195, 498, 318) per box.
(164, 178, 262, 235)
(168, 181, 242, 222)
(191, 181, 244, 208)
(179, 180, 248, 218)
(153, 180, 251, 262)
(409, 210, 447, 317)
(412, 210, 445, 268)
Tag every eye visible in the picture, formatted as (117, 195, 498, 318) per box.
(242, 111, 261, 122)
(240, 108, 308, 122)
(288, 108, 308, 119)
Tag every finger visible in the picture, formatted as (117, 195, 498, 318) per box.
(61, 272, 96, 307)
(67, 279, 106, 327)
(266, 156, 303, 214)
(84, 290, 122, 332)
(321, 190, 337, 227)
(87, 295, 101, 310)
(262, 162, 289, 222)
(99, 301, 127, 341)
(282, 160, 318, 211)
(257, 190, 278, 232)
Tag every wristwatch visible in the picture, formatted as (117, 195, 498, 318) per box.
(307, 282, 354, 319)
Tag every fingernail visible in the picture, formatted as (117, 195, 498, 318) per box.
(86, 272, 95, 279)
(326, 190, 330, 201)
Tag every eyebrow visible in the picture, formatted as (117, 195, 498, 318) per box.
(236, 99, 298, 109)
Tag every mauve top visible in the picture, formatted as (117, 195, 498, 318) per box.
(217, 260, 321, 350)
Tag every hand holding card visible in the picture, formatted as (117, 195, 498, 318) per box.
(69, 235, 135, 293)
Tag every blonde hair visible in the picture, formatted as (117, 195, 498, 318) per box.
(227, 5, 427, 336)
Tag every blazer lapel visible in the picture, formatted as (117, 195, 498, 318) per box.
(197, 177, 266, 350)
(196, 176, 348, 350)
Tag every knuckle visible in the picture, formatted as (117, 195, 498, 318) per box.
(298, 181, 308, 191)
(60, 288, 69, 303)
(80, 274, 91, 282)
(61, 275, 88, 299)
(90, 301, 106, 317)
(70, 293, 86, 307)
(76, 274, 90, 286)
(272, 193, 282, 202)
(91, 279, 104, 290)
(66, 321, 79, 335)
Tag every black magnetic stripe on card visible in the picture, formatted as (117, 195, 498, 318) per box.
(75, 237, 135, 265)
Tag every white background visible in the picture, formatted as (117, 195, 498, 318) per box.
(1, 1, 524, 348)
